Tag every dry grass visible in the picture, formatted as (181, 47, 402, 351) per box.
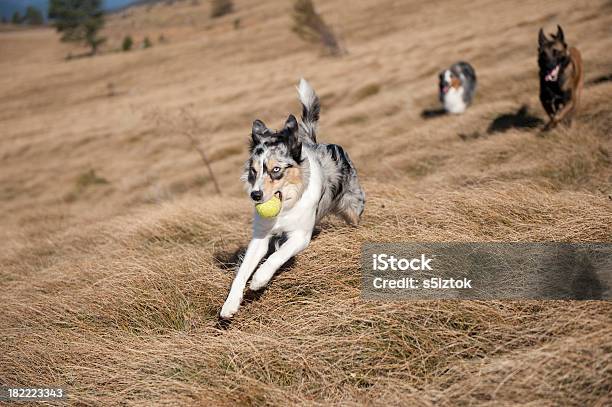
(1, 0, 611, 405)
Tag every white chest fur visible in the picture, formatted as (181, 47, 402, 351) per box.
(443, 86, 467, 114)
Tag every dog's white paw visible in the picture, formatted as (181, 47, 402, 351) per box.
(219, 298, 240, 319)
(249, 274, 270, 291)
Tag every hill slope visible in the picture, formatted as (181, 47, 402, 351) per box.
(1, 0, 611, 405)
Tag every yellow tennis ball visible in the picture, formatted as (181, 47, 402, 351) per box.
(255, 194, 282, 218)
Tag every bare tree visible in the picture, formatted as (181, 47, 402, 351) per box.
(151, 109, 222, 195)
(179, 109, 222, 195)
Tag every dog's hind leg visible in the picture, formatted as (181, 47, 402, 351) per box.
(336, 182, 365, 226)
(220, 236, 270, 319)
(249, 230, 312, 291)
(326, 144, 365, 226)
(337, 194, 365, 226)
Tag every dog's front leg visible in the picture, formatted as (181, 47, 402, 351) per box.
(543, 103, 561, 131)
(551, 98, 576, 128)
(249, 231, 312, 291)
(220, 237, 270, 319)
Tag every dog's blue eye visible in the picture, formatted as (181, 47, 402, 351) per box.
(272, 167, 281, 173)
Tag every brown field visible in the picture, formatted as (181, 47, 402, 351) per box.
(1, 0, 611, 405)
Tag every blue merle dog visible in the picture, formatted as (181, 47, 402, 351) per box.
(220, 79, 365, 319)
(439, 61, 477, 114)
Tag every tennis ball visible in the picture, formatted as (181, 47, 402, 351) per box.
(255, 194, 282, 218)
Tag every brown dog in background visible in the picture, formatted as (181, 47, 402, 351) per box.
(538, 25, 584, 131)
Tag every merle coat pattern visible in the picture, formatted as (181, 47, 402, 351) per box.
(438, 61, 477, 114)
(220, 79, 365, 319)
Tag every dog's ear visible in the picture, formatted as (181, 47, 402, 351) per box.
(252, 119, 269, 137)
(283, 114, 302, 162)
(538, 28, 547, 47)
(251, 119, 269, 146)
(555, 25, 565, 44)
(283, 114, 298, 133)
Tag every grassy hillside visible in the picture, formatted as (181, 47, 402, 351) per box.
(1, 0, 611, 405)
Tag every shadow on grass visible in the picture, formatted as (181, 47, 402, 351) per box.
(65, 51, 96, 61)
(420, 107, 447, 119)
(587, 73, 612, 86)
(487, 105, 544, 134)
(458, 131, 483, 141)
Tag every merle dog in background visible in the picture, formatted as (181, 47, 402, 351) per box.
(438, 61, 477, 114)
(538, 25, 584, 131)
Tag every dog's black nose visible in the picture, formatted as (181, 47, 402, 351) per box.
(250, 191, 263, 201)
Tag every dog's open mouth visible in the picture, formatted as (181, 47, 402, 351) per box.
(441, 85, 450, 94)
(545, 65, 560, 82)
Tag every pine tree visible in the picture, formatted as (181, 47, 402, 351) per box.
(49, 0, 106, 55)
(122, 35, 133, 51)
(24, 6, 44, 26)
(11, 11, 22, 24)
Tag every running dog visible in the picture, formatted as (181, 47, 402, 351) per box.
(220, 79, 365, 319)
(538, 25, 584, 131)
(438, 61, 477, 114)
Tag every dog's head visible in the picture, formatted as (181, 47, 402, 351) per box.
(438, 68, 462, 95)
(241, 114, 305, 211)
(538, 25, 569, 82)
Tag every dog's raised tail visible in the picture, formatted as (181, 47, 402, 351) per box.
(297, 78, 320, 143)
